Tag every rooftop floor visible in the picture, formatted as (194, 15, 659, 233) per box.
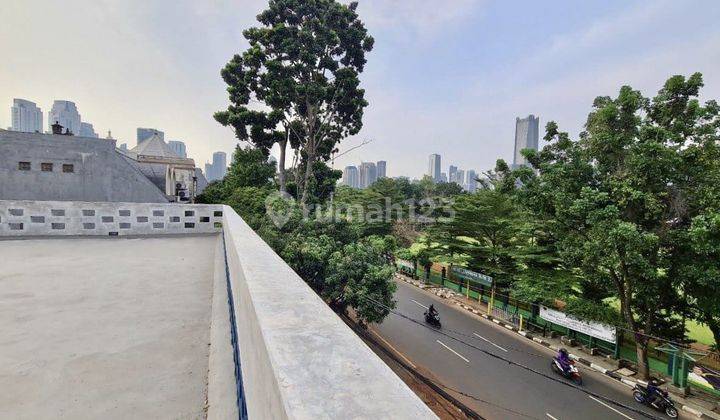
(0, 235, 219, 419)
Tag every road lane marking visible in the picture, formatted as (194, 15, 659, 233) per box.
(473, 333, 508, 352)
(588, 395, 635, 420)
(546, 414, 559, 420)
(436, 340, 470, 363)
(371, 330, 417, 369)
(411, 299, 429, 309)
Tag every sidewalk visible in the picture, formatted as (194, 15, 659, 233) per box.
(396, 273, 720, 420)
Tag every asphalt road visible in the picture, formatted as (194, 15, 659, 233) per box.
(373, 279, 684, 420)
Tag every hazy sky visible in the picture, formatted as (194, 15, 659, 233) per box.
(2, 0, 719, 177)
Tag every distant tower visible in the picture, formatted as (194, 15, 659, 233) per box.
(212, 151, 227, 180)
(456, 169, 465, 187)
(428, 154, 441, 182)
(10, 99, 43, 133)
(466, 170, 477, 192)
(358, 162, 377, 189)
(168, 141, 187, 158)
(48, 100, 81, 135)
(376, 160, 387, 178)
(513, 115, 539, 168)
(79, 122, 98, 138)
(343, 166, 359, 188)
(448, 165, 457, 183)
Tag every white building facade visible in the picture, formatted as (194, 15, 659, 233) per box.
(11, 99, 43, 133)
(48, 100, 81, 135)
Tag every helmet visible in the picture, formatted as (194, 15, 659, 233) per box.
(649, 379, 659, 386)
(559, 348, 568, 357)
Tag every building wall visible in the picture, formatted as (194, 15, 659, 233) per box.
(168, 141, 187, 158)
(513, 115, 539, 167)
(0, 200, 222, 236)
(428, 154, 441, 181)
(0, 130, 168, 203)
(137, 127, 164, 144)
(48, 100, 81, 135)
(11, 99, 43, 133)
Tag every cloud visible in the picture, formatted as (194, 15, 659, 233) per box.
(357, 0, 483, 36)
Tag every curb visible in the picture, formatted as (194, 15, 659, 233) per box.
(396, 274, 720, 419)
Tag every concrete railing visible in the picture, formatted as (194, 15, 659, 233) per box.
(221, 205, 436, 419)
(0, 200, 223, 236)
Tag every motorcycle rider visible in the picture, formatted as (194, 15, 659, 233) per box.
(428, 304, 439, 319)
(646, 379, 665, 407)
(556, 348, 572, 374)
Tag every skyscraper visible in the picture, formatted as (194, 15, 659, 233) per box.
(343, 166, 359, 188)
(466, 170, 477, 192)
(440, 172, 447, 183)
(358, 162, 378, 189)
(168, 141, 187, 158)
(137, 128, 164, 144)
(456, 169, 465, 187)
(79, 122, 98, 138)
(212, 151, 227, 181)
(428, 154, 441, 182)
(10, 99, 43, 133)
(513, 115, 539, 168)
(448, 165, 458, 183)
(376, 160, 387, 179)
(48, 100, 81, 135)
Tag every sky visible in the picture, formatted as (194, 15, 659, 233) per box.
(2, 0, 720, 178)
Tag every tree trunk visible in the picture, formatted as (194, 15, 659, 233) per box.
(300, 147, 315, 208)
(278, 137, 287, 194)
(635, 341, 650, 380)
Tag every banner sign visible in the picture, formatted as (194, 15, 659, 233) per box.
(451, 267, 493, 287)
(540, 306, 616, 343)
(396, 259, 414, 270)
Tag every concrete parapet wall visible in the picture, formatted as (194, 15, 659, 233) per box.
(221, 205, 436, 419)
(0, 200, 223, 237)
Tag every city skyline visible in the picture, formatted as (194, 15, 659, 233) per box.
(2, 1, 719, 178)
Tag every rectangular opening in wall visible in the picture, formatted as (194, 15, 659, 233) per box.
(9, 223, 24, 230)
(184, 210, 194, 217)
(108, 232, 118, 236)
(30, 216, 45, 223)
(18, 161, 31, 171)
(119, 223, 131, 229)
(213, 210, 223, 217)
(83, 223, 95, 229)
(119, 210, 130, 217)
(170, 216, 180, 222)
(62, 164, 74, 173)
(184, 222, 195, 228)
(41, 162, 53, 172)
(51, 209, 65, 216)
(136, 216, 148, 223)
(51, 223, 65, 230)
(214, 222, 222, 228)
(200, 216, 210, 223)
(152, 210, 164, 217)
(82, 209, 95, 216)
(153, 222, 164, 229)
(9, 209, 24, 216)
(101, 216, 114, 223)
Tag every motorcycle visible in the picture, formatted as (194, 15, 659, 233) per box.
(551, 357, 583, 385)
(424, 310, 441, 328)
(633, 385, 678, 419)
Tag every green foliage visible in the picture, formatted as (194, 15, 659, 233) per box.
(215, 0, 374, 204)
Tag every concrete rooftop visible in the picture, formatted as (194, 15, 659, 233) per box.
(0, 235, 219, 419)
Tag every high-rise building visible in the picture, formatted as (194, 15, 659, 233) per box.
(456, 169, 465, 187)
(137, 128, 164, 145)
(440, 172, 447, 183)
(168, 141, 187, 158)
(466, 170, 477, 192)
(48, 100, 81, 135)
(448, 165, 458, 183)
(207, 151, 228, 182)
(10, 99, 43, 133)
(358, 162, 377, 189)
(513, 115, 539, 168)
(343, 166, 359, 188)
(376, 160, 387, 179)
(428, 154, 441, 182)
(79, 122, 98, 138)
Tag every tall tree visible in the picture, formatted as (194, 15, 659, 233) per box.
(522, 74, 719, 378)
(215, 0, 373, 202)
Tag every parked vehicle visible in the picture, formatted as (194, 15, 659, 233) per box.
(424, 310, 441, 328)
(633, 385, 678, 418)
(551, 357, 583, 385)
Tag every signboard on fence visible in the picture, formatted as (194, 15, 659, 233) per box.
(451, 266, 493, 287)
(539, 306, 616, 343)
(396, 259, 414, 270)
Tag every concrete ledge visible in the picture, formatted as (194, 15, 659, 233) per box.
(222, 206, 435, 419)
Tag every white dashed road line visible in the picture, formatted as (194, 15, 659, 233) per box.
(411, 299, 429, 309)
(436, 340, 470, 363)
(546, 413, 559, 420)
(473, 332, 508, 352)
(588, 395, 635, 420)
